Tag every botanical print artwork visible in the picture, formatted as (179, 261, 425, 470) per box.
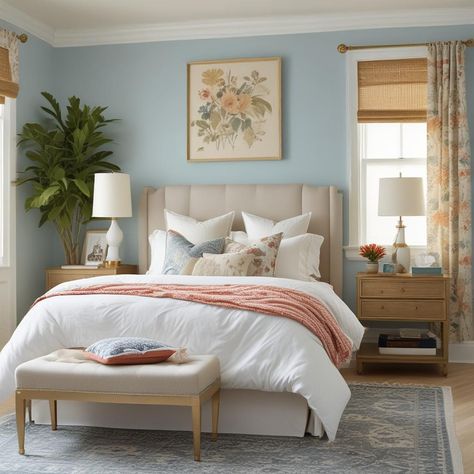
(188, 57, 281, 161)
(427, 41, 473, 342)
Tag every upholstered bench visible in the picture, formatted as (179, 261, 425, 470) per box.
(15, 350, 220, 461)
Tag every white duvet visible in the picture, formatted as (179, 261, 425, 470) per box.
(0, 274, 364, 441)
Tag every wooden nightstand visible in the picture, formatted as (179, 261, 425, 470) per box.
(356, 273, 450, 376)
(45, 264, 138, 291)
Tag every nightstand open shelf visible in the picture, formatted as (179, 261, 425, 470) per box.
(356, 273, 450, 376)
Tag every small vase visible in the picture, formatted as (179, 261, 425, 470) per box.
(366, 262, 379, 273)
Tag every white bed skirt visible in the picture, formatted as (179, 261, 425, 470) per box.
(31, 389, 323, 438)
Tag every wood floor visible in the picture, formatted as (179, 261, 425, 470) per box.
(341, 363, 474, 473)
(0, 363, 472, 471)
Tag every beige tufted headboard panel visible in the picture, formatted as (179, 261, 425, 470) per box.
(139, 184, 343, 296)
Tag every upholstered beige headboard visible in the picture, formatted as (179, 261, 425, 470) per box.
(139, 184, 343, 296)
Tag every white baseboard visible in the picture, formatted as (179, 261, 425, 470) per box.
(449, 342, 474, 363)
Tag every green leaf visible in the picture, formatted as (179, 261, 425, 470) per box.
(196, 120, 210, 129)
(73, 179, 90, 197)
(243, 127, 256, 148)
(210, 110, 221, 130)
(230, 117, 242, 132)
(31, 185, 60, 208)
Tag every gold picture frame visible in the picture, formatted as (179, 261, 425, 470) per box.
(187, 57, 282, 162)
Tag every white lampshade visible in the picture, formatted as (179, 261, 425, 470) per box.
(92, 173, 132, 218)
(378, 177, 425, 217)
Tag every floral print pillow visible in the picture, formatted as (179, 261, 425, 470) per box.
(224, 233, 283, 277)
(192, 253, 254, 277)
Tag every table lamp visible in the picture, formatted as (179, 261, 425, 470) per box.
(378, 176, 425, 273)
(92, 173, 132, 267)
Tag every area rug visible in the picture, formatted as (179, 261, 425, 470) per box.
(0, 383, 463, 473)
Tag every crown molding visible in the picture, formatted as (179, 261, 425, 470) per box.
(0, 0, 55, 45)
(52, 8, 474, 47)
(1, 3, 474, 48)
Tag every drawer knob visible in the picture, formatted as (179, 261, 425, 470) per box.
(380, 290, 384, 294)
(401, 288, 406, 292)
(381, 305, 385, 310)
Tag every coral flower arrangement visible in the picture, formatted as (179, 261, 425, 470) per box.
(191, 68, 272, 151)
(359, 243, 386, 273)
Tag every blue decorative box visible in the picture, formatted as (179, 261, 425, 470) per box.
(411, 266, 442, 275)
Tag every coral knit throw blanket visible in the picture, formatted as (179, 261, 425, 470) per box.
(36, 284, 353, 367)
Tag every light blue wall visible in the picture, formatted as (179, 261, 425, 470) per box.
(0, 20, 56, 320)
(14, 23, 474, 316)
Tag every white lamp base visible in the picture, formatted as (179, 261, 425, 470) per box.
(105, 218, 123, 266)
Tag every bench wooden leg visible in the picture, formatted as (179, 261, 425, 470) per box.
(49, 400, 57, 431)
(192, 398, 201, 462)
(211, 389, 220, 441)
(15, 393, 26, 455)
(26, 400, 32, 424)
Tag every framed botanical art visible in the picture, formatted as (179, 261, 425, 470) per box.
(187, 57, 281, 162)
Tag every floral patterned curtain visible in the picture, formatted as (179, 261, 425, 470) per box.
(427, 41, 473, 342)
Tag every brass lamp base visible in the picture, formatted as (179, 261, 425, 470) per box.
(104, 260, 121, 269)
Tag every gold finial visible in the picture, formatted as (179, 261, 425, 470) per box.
(337, 43, 348, 54)
(465, 38, 474, 48)
(17, 33, 28, 43)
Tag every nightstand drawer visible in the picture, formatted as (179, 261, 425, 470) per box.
(359, 299, 446, 321)
(360, 279, 445, 299)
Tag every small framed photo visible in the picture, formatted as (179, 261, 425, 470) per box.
(82, 230, 108, 266)
(382, 263, 396, 274)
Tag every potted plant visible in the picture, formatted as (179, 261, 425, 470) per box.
(359, 243, 386, 273)
(16, 92, 120, 264)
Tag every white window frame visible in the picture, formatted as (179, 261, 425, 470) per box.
(344, 46, 428, 260)
(0, 98, 16, 268)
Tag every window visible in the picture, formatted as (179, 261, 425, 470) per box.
(0, 103, 5, 264)
(346, 47, 428, 258)
(0, 100, 14, 266)
(360, 122, 427, 246)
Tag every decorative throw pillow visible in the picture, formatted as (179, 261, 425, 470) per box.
(231, 231, 324, 281)
(191, 253, 254, 277)
(165, 209, 234, 245)
(85, 337, 176, 365)
(162, 230, 225, 275)
(242, 212, 312, 240)
(147, 229, 167, 275)
(224, 232, 283, 277)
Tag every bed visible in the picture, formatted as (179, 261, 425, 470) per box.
(0, 184, 364, 440)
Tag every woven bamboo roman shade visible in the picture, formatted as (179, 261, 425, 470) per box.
(358, 58, 427, 122)
(0, 29, 20, 105)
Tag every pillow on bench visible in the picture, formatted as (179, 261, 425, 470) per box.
(85, 337, 176, 365)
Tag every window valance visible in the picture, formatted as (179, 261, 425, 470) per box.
(0, 29, 19, 104)
(358, 58, 427, 123)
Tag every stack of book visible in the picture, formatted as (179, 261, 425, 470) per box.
(378, 332, 437, 355)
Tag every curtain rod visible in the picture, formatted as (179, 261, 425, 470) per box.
(337, 38, 474, 53)
(17, 33, 28, 43)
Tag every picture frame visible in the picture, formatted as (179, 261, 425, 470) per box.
(82, 230, 108, 266)
(382, 263, 397, 274)
(187, 57, 282, 162)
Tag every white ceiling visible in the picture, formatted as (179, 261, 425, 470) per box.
(0, 0, 473, 47)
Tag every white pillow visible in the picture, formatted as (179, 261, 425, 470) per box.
(231, 231, 324, 280)
(165, 209, 235, 245)
(242, 211, 312, 240)
(147, 229, 167, 275)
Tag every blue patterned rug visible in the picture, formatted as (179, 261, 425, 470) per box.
(0, 383, 463, 473)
